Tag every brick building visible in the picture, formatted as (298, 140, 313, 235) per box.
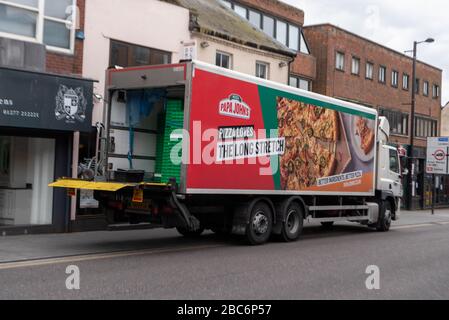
(0, 0, 94, 234)
(221, 0, 317, 90)
(304, 24, 443, 210)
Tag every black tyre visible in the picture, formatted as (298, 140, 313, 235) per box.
(321, 222, 335, 228)
(280, 202, 304, 242)
(376, 200, 392, 232)
(246, 202, 273, 245)
(176, 226, 205, 238)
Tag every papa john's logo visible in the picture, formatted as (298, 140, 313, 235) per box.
(219, 94, 251, 120)
(55, 85, 87, 123)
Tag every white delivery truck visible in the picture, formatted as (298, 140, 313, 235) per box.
(51, 61, 404, 245)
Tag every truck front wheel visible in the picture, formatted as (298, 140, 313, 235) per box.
(376, 200, 393, 232)
(246, 202, 273, 245)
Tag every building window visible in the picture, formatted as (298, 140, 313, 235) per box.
(366, 62, 374, 79)
(110, 40, 171, 68)
(215, 51, 232, 69)
(276, 20, 287, 46)
(379, 66, 386, 84)
(234, 4, 247, 18)
(379, 108, 409, 136)
(433, 84, 440, 98)
(288, 25, 299, 51)
(335, 52, 345, 71)
(221, 0, 232, 9)
(415, 78, 420, 94)
(226, 2, 310, 54)
(299, 31, 310, 54)
(0, 0, 77, 53)
(289, 75, 311, 91)
(262, 15, 274, 38)
(415, 116, 438, 138)
(391, 70, 399, 87)
(256, 61, 269, 79)
(351, 57, 360, 75)
(249, 10, 261, 28)
(403, 74, 410, 90)
(423, 81, 429, 96)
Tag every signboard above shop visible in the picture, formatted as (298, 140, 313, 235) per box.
(0, 67, 94, 132)
(426, 137, 449, 175)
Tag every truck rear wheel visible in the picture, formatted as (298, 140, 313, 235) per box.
(280, 202, 304, 242)
(376, 200, 392, 232)
(246, 202, 273, 245)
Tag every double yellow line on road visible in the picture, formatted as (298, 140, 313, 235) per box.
(1, 221, 449, 271)
(0, 244, 224, 271)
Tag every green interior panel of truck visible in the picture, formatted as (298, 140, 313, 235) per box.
(154, 99, 184, 184)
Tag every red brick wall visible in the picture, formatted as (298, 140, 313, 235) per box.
(304, 24, 443, 148)
(46, 0, 85, 76)
(290, 52, 316, 80)
(235, 0, 304, 26)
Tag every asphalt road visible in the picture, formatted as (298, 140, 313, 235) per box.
(1, 219, 449, 300)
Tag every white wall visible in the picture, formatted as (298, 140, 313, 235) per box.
(82, 0, 191, 124)
(193, 34, 291, 85)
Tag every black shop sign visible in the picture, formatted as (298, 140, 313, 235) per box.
(0, 67, 93, 132)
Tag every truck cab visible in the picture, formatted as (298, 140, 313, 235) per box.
(374, 116, 403, 227)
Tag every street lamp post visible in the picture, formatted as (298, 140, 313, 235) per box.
(406, 38, 435, 211)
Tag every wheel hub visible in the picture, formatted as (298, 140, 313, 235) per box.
(286, 210, 300, 234)
(252, 212, 268, 235)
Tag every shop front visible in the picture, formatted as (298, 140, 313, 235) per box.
(0, 67, 93, 235)
(395, 143, 449, 211)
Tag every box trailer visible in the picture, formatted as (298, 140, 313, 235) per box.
(50, 61, 404, 245)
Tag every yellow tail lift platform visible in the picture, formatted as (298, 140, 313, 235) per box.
(49, 178, 170, 192)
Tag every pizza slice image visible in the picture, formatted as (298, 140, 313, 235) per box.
(355, 117, 375, 155)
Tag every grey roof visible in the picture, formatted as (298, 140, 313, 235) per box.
(162, 0, 296, 57)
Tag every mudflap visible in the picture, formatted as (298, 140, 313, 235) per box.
(169, 192, 201, 232)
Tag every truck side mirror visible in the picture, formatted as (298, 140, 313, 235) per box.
(402, 168, 409, 176)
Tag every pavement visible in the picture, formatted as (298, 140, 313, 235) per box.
(1, 209, 449, 299)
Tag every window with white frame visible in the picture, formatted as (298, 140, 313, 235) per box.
(216, 51, 232, 69)
(423, 81, 429, 96)
(335, 52, 345, 71)
(391, 70, 399, 87)
(289, 75, 311, 91)
(0, 0, 77, 53)
(276, 20, 287, 46)
(255, 61, 269, 79)
(366, 62, 374, 79)
(379, 66, 386, 84)
(351, 57, 360, 75)
(433, 84, 440, 98)
(224, 1, 310, 54)
(248, 9, 261, 28)
(403, 73, 409, 90)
